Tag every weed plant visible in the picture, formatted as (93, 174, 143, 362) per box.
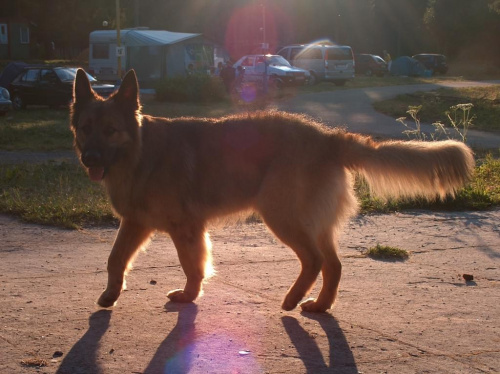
(374, 86, 500, 132)
(365, 244, 409, 261)
(396, 103, 475, 142)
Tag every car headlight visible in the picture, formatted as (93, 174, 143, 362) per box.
(0, 87, 10, 100)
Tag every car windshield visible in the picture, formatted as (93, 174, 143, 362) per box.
(265, 55, 292, 67)
(373, 55, 386, 63)
(54, 68, 97, 82)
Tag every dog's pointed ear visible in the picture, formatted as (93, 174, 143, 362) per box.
(73, 69, 94, 105)
(114, 70, 139, 110)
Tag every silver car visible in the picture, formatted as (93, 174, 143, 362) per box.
(233, 54, 310, 88)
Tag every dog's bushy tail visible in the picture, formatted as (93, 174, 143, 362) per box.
(338, 133, 475, 200)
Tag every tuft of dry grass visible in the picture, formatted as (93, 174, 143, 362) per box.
(20, 356, 49, 367)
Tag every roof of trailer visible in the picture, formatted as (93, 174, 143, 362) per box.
(89, 29, 201, 46)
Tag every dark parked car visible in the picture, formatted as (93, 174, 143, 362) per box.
(0, 86, 12, 115)
(9, 66, 115, 110)
(354, 54, 388, 77)
(412, 54, 448, 74)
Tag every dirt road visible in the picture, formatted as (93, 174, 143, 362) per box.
(1, 209, 499, 373)
(277, 80, 500, 149)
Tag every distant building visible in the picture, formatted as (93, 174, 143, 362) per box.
(89, 28, 227, 82)
(0, 18, 30, 60)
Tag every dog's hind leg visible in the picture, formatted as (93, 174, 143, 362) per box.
(98, 219, 153, 307)
(300, 230, 342, 313)
(167, 223, 213, 303)
(258, 211, 324, 311)
(280, 232, 324, 312)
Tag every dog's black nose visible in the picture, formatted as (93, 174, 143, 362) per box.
(81, 149, 102, 167)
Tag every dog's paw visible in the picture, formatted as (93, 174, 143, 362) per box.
(97, 290, 119, 308)
(167, 289, 196, 303)
(299, 298, 329, 313)
(281, 298, 299, 311)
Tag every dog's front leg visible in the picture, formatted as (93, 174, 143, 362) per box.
(167, 223, 212, 303)
(98, 219, 153, 307)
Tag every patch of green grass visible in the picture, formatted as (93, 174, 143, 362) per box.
(0, 155, 497, 229)
(0, 102, 241, 152)
(0, 162, 116, 228)
(357, 154, 500, 213)
(0, 109, 72, 151)
(141, 96, 238, 119)
(365, 244, 409, 261)
(299, 75, 460, 94)
(373, 86, 500, 132)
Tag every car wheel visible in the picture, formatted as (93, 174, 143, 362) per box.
(12, 94, 26, 110)
(308, 72, 318, 85)
(270, 76, 284, 90)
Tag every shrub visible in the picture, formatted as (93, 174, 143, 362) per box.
(155, 75, 227, 103)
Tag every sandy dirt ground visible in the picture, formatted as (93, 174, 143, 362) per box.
(0, 209, 499, 374)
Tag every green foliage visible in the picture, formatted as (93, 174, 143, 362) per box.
(357, 154, 500, 213)
(468, 154, 500, 205)
(374, 86, 500, 132)
(365, 244, 409, 261)
(396, 102, 475, 142)
(155, 75, 227, 103)
(6, 1, 500, 63)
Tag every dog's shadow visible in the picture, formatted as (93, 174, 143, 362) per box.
(143, 302, 198, 374)
(56, 309, 112, 374)
(282, 313, 358, 373)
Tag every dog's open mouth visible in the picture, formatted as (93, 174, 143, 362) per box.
(88, 167, 105, 182)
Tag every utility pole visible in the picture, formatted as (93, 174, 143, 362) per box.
(261, 1, 268, 53)
(116, 0, 122, 80)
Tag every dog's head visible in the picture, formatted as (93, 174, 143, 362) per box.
(70, 69, 142, 182)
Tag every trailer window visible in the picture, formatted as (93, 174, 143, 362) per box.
(0, 24, 8, 44)
(93, 44, 109, 59)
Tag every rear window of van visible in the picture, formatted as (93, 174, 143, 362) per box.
(327, 47, 353, 61)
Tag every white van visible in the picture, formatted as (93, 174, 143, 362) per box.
(277, 43, 355, 85)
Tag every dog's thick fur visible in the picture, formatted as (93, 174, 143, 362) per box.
(71, 69, 475, 313)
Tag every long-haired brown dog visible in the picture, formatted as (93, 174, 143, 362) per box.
(71, 69, 474, 313)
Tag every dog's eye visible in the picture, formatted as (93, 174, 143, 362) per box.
(103, 126, 117, 137)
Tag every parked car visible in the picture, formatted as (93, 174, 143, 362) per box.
(0, 86, 12, 115)
(232, 54, 310, 88)
(8, 66, 115, 110)
(277, 43, 355, 85)
(354, 54, 388, 77)
(412, 54, 448, 74)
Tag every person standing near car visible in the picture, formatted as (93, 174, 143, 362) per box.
(383, 50, 392, 72)
(220, 61, 236, 94)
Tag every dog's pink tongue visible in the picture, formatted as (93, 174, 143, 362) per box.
(88, 167, 105, 182)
